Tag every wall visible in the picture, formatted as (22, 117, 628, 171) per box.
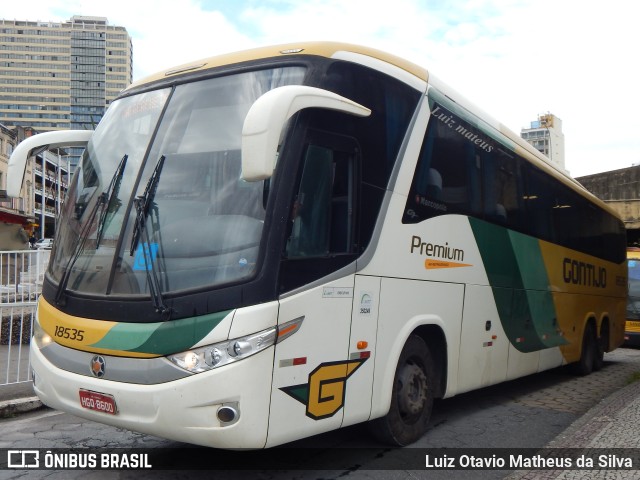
(576, 166, 640, 243)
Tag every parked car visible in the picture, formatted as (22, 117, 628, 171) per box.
(34, 238, 53, 249)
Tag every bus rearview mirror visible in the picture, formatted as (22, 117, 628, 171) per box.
(241, 85, 371, 182)
(7, 130, 92, 198)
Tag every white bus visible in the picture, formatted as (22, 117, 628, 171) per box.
(8, 42, 627, 449)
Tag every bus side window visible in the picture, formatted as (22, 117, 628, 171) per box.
(426, 168, 442, 200)
(279, 132, 361, 293)
(287, 145, 333, 258)
(524, 164, 558, 243)
(404, 103, 483, 223)
(482, 147, 526, 229)
(285, 140, 358, 259)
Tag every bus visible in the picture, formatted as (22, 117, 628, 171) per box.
(8, 42, 627, 449)
(625, 247, 640, 346)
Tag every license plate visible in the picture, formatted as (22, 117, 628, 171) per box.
(628, 321, 640, 328)
(79, 389, 118, 415)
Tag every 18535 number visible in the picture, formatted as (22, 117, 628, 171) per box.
(54, 325, 85, 341)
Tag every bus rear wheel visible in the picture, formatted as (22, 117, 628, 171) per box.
(571, 323, 597, 376)
(369, 335, 435, 446)
(594, 322, 608, 371)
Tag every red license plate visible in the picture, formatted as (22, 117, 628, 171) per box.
(79, 389, 118, 415)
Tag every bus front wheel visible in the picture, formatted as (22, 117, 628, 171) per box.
(369, 335, 435, 446)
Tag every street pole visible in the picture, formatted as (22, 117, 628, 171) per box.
(40, 154, 45, 239)
(56, 152, 61, 235)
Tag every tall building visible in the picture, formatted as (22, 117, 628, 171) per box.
(520, 113, 565, 171)
(0, 15, 133, 167)
(0, 16, 131, 240)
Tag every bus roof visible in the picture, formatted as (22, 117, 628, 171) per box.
(125, 41, 429, 91)
(123, 41, 621, 224)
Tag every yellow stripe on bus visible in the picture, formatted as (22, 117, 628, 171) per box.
(37, 297, 159, 358)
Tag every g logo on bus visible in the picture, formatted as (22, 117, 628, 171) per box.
(90, 355, 106, 378)
(280, 359, 367, 420)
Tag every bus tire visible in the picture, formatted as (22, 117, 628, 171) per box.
(571, 323, 597, 376)
(369, 335, 434, 446)
(594, 322, 608, 371)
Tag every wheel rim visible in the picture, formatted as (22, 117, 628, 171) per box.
(396, 359, 428, 420)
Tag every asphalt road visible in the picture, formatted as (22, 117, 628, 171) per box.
(2, 348, 640, 480)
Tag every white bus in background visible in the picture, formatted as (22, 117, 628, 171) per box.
(8, 42, 627, 448)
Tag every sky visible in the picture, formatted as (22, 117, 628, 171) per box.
(3, 0, 639, 178)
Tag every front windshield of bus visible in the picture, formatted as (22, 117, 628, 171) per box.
(50, 66, 306, 297)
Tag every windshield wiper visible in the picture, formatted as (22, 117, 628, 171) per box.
(95, 154, 128, 248)
(55, 154, 128, 305)
(130, 155, 165, 255)
(129, 155, 170, 316)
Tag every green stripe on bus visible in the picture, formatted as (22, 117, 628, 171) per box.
(510, 233, 566, 348)
(469, 218, 567, 352)
(91, 310, 232, 355)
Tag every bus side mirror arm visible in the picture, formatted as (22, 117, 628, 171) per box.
(241, 85, 371, 181)
(7, 130, 92, 198)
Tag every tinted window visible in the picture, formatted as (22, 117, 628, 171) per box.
(286, 141, 357, 258)
(405, 89, 625, 264)
(279, 61, 421, 292)
(482, 145, 526, 231)
(404, 100, 496, 223)
(321, 61, 420, 189)
(524, 162, 626, 262)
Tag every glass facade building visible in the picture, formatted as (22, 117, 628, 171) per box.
(0, 16, 133, 167)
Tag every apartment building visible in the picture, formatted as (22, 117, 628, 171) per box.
(520, 113, 566, 171)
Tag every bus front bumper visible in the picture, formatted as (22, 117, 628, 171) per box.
(30, 341, 274, 449)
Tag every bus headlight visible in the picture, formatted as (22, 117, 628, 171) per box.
(167, 326, 277, 373)
(32, 317, 53, 348)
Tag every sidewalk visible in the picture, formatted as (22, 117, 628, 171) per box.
(0, 381, 41, 417)
(506, 378, 640, 479)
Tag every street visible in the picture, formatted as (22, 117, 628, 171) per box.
(2, 348, 640, 480)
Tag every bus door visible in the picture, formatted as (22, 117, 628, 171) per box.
(343, 274, 380, 427)
(266, 130, 367, 447)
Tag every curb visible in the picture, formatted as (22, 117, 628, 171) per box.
(0, 396, 44, 418)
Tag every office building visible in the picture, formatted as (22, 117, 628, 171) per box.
(0, 15, 133, 167)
